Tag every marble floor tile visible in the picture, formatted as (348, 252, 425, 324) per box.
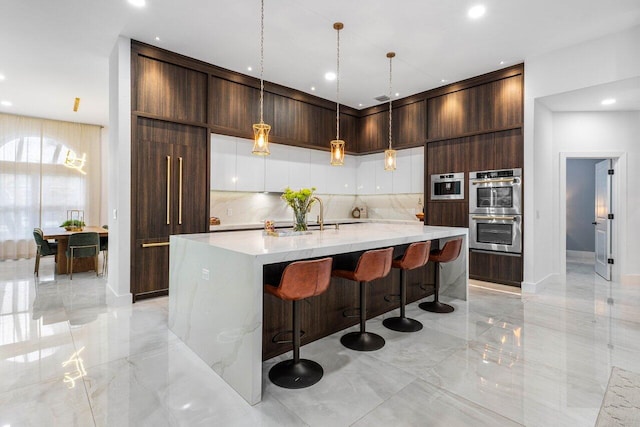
(352, 378, 521, 427)
(1, 256, 639, 426)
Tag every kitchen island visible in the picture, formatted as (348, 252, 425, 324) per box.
(168, 222, 467, 405)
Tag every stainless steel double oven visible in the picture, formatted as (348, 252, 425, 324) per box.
(468, 168, 522, 254)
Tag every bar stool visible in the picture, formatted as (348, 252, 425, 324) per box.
(383, 241, 431, 332)
(419, 238, 462, 313)
(332, 247, 393, 351)
(264, 257, 333, 389)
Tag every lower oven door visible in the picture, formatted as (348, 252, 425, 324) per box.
(469, 214, 522, 254)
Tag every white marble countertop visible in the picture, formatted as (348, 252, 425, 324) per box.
(182, 222, 466, 265)
(209, 218, 421, 232)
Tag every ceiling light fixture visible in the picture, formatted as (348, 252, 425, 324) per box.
(128, 0, 146, 7)
(330, 22, 345, 166)
(601, 98, 616, 106)
(499, 60, 505, 65)
(0, 74, 5, 81)
(384, 52, 397, 171)
(325, 72, 336, 81)
(252, 0, 270, 156)
(311, 86, 315, 91)
(1, 100, 12, 107)
(155, 36, 160, 41)
(247, 66, 252, 71)
(468, 5, 486, 19)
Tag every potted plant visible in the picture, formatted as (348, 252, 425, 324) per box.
(60, 219, 85, 231)
(281, 187, 316, 232)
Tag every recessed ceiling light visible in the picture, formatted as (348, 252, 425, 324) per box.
(155, 36, 160, 41)
(324, 72, 336, 81)
(310, 86, 316, 91)
(468, 5, 486, 19)
(1, 100, 12, 107)
(0, 74, 5, 81)
(128, 0, 145, 7)
(441, 79, 447, 83)
(358, 103, 363, 107)
(499, 60, 505, 65)
(395, 92, 400, 97)
(601, 98, 616, 105)
(247, 66, 252, 71)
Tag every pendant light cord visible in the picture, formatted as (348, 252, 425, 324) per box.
(388, 54, 393, 150)
(336, 26, 340, 141)
(259, 0, 265, 124)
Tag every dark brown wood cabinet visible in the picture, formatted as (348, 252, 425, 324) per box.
(469, 250, 522, 287)
(132, 117, 209, 300)
(393, 100, 427, 148)
(358, 111, 388, 153)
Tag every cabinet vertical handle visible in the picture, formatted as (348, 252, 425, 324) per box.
(179, 157, 183, 225)
(166, 155, 171, 225)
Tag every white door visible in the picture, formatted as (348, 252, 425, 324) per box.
(594, 159, 612, 280)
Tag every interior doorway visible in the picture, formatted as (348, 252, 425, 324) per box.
(560, 153, 623, 281)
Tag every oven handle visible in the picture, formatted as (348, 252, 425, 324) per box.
(471, 177, 520, 185)
(471, 215, 519, 221)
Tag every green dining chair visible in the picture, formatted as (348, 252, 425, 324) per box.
(66, 232, 100, 280)
(33, 228, 58, 277)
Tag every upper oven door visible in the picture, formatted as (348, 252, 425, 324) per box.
(469, 176, 521, 214)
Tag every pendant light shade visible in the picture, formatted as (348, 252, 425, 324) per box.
(384, 51, 397, 171)
(330, 22, 345, 166)
(252, 0, 270, 155)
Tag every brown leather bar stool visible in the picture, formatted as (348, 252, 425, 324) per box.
(383, 241, 431, 332)
(332, 247, 393, 351)
(419, 237, 462, 313)
(264, 257, 333, 389)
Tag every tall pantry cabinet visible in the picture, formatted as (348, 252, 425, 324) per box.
(130, 42, 210, 301)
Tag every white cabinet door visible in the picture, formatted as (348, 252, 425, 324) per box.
(235, 138, 265, 192)
(288, 146, 311, 189)
(375, 154, 393, 194)
(327, 155, 356, 195)
(356, 155, 376, 195)
(392, 149, 412, 193)
(264, 143, 289, 192)
(309, 150, 328, 194)
(411, 146, 425, 194)
(210, 134, 237, 191)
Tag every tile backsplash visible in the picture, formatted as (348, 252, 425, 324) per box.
(210, 191, 424, 225)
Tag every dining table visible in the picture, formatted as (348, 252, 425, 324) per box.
(42, 226, 108, 275)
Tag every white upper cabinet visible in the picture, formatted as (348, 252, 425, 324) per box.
(288, 146, 311, 190)
(264, 143, 289, 192)
(356, 155, 376, 195)
(410, 146, 425, 194)
(308, 150, 328, 193)
(235, 139, 265, 192)
(211, 134, 237, 191)
(330, 156, 356, 195)
(375, 154, 393, 194)
(392, 149, 412, 193)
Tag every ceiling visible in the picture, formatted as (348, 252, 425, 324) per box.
(539, 77, 640, 112)
(1, 0, 639, 126)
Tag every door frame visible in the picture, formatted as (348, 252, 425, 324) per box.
(559, 151, 626, 281)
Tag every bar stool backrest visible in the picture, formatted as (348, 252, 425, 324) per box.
(273, 257, 333, 301)
(395, 241, 431, 270)
(430, 238, 462, 264)
(352, 247, 393, 282)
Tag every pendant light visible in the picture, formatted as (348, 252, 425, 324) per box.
(330, 22, 345, 166)
(384, 52, 397, 171)
(252, 0, 270, 155)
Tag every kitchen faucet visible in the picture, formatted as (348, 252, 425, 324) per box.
(311, 196, 324, 231)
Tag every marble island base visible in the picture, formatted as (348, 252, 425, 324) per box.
(168, 223, 468, 404)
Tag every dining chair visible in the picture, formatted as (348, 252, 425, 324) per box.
(66, 232, 100, 280)
(100, 225, 108, 275)
(33, 228, 58, 277)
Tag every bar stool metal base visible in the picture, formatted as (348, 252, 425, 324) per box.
(419, 300, 454, 313)
(382, 316, 423, 332)
(268, 359, 324, 389)
(340, 331, 385, 351)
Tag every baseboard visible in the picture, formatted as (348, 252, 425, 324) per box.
(521, 272, 558, 294)
(106, 283, 133, 306)
(622, 274, 640, 285)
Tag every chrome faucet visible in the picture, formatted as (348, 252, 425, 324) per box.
(311, 196, 324, 231)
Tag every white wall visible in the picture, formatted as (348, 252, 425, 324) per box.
(524, 25, 640, 287)
(107, 36, 132, 303)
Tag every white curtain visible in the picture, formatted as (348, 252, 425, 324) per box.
(0, 113, 102, 260)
